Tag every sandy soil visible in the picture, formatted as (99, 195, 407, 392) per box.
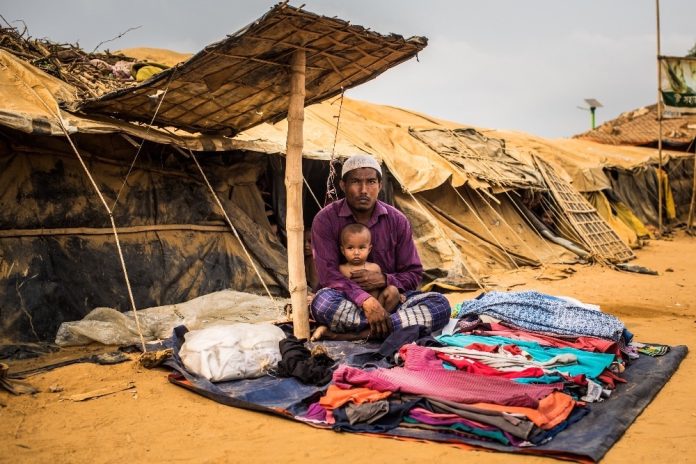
(1, 231, 694, 464)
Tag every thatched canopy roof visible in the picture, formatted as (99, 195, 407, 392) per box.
(74, 3, 427, 135)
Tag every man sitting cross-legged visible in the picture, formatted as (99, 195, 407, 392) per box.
(309, 154, 450, 341)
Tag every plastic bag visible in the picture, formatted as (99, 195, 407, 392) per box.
(178, 323, 286, 382)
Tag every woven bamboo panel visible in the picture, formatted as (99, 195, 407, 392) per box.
(535, 157, 635, 263)
(409, 127, 544, 189)
(76, 3, 426, 135)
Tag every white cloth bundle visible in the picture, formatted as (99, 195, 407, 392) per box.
(179, 323, 286, 382)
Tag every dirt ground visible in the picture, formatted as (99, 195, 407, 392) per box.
(1, 231, 694, 464)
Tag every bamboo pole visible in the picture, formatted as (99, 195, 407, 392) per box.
(687, 141, 696, 232)
(286, 49, 310, 339)
(656, 0, 664, 235)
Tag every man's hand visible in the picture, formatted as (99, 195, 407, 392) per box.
(350, 269, 387, 291)
(362, 296, 392, 339)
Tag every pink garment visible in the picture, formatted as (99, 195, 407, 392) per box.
(302, 402, 327, 422)
(333, 345, 562, 407)
(408, 407, 494, 430)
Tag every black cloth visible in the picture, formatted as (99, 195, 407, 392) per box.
(275, 336, 335, 386)
(347, 325, 432, 368)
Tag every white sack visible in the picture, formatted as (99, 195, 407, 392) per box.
(178, 323, 286, 382)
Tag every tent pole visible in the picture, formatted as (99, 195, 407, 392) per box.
(656, 0, 664, 235)
(286, 49, 310, 339)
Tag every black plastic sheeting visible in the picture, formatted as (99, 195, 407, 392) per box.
(607, 166, 662, 227)
(606, 156, 694, 228)
(0, 132, 289, 342)
(165, 327, 687, 462)
(665, 156, 695, 220)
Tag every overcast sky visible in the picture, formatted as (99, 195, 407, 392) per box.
(3, 1, 695, 138)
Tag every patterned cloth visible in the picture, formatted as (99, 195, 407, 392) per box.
(311, 288, 450, 334)
(456, 291, 625, 341)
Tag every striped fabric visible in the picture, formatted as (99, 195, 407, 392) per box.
(311, 288, 450, 334)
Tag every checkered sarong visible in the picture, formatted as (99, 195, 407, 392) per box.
(310, 288, 450, 334)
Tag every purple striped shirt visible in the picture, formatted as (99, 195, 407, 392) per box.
(311, 199, 423, 307)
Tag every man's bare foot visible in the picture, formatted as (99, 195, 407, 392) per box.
(310, 326, 371, 341)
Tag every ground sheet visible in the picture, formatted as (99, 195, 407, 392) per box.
(163, 326, 687, 462)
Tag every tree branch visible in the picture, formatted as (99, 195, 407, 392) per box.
(91, 25, 142, 54)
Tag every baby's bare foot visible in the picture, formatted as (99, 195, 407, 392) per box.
(310, 325, 330, 341)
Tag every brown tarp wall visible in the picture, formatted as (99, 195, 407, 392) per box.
(395, 183, 574, 284)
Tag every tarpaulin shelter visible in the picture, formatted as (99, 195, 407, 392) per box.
(0, 3, 427, 342)
(239, 97, 637, 280)
(1, 3, 665, 344)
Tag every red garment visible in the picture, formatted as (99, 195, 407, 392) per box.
(597, 369, 627, 389)
(463, 342, 525, 356)
(436, 352, 545, 379)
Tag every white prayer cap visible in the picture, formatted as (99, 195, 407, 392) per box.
(341, 154, 382, 179)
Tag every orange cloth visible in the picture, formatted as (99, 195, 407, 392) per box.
(471, 391, 576, 430)
(319, 385, 392, 410)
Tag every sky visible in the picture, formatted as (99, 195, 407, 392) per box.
(2, 0, 695, 138)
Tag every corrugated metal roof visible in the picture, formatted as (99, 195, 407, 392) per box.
(74, 3, 426, 136)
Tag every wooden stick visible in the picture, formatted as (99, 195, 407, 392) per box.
(286, 49, 309, 339)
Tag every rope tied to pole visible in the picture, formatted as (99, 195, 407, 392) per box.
(324, 89, 345, 206)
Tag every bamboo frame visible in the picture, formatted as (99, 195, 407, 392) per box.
(0, 224, 231, 237)
(535, 157, 635, 264)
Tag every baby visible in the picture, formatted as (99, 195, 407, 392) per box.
(311, 223, 405, 342)
(338, 223, 384, 302)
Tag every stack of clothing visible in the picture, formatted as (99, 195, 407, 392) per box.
(294, 291, 632, 448)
